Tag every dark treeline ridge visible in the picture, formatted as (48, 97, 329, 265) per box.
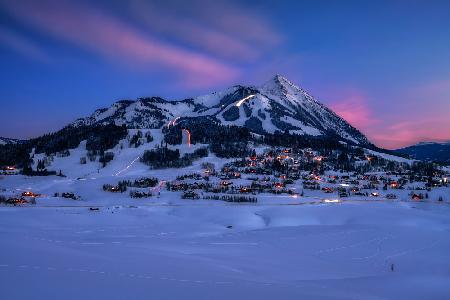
(141, 146, 208, 169)
(163, 117, 251, 146)
(163, 118, 377, 159)
(0, 124, 127, 168)
(202, 194, 257, 203)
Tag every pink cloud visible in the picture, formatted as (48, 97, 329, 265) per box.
(328, 88, 378, 130)
(0, 0, 238, 88)
(371, 119, 450, 149)
(322, 81, 450, 149)
(371, 79, 450, 148)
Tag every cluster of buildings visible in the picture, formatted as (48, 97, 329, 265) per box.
(1, 166, 19, 175)
(165, 147, 449, 202)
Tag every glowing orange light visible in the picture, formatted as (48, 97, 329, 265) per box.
(182, 129, 191, 147)
(275, 183, 284, 189)
(21, 191, 36, 197)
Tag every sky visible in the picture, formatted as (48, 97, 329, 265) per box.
(0, 0, 449, 149)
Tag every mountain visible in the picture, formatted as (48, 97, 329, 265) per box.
(1, 75, 384, 168)
(396, 142, 450, 165)
(71, 75, 370, 146)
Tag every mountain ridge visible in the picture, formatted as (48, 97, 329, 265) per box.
(396, 141, 450, 164)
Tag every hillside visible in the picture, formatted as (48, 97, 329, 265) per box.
(396, 142, 450, 165)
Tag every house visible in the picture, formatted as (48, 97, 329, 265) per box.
(5, 198, 29, 205)
(182, 190, 199, 199)
(322, 187, 334, 193)
(61, 192, 78, 200)
(239, 187, 252, 194)
(274, 182, 284, 189)
(2, 166, 19, 175)
(21, 191, 38, 197)
(339, 190, 349, 198)
(411, 194, 422, 201)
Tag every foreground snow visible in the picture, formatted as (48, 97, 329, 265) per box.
(1, 200, 450, 299)
(1, 139, 448, 299)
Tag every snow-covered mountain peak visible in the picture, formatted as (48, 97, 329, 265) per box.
(269, 74, 297, 89)
(68, 75, 371, 146)
(260, 74, 317, 108)
(261, 74, 294, 93)
(261, 74, 300, 91)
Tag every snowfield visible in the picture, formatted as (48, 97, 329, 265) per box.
(0, 122, 449, 299)
(1, 192, 450, 299)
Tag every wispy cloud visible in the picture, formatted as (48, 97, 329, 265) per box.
(0, 26, 49, 62)
(1, 0, 258, 88)
(129, 0, 281, 61)
(371, 119, 450, 149)
(371, 78, 450, 148)
(320, 79, 450, 149)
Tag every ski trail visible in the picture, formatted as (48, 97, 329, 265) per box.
(114, 156, 141, 176)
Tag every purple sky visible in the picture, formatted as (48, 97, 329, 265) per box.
(1, 0, 450, 149)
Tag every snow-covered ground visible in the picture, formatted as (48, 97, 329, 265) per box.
(1, 200, 450, 299)
(1, 130, 450, 299)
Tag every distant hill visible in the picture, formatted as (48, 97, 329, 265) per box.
(0, 137, 23, 145)
(396, 142, 450, 165)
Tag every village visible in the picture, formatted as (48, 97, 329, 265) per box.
(161, 147, 449, 203)
(0, 147, 449, 205)
(2, 146, 448, 206)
